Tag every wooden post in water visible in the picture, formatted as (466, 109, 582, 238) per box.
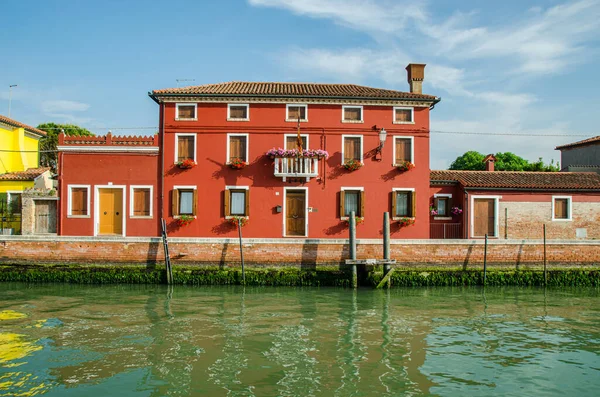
(483, 233, 488, 286)
(238, 219, 245, 284)
(161, 219, 173, 285)
(543, 224, 547, 286)
(350, 210, 357, 288)
(383, 212, 391, 288)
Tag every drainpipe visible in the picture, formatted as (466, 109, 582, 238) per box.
(321, 128, 326, 189)
(464, 190, 469, 239)
(159, 102, 165, 231)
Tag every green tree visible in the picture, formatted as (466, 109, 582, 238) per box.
(449, 151, 559, 171)
(37, 123, 94, 173)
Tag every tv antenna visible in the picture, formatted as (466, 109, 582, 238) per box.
(176, 79, 195, 87)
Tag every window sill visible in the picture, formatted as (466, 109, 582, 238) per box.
(225, 216, 249, 219)
(285, 119, 308, 123)
(131, 216, 153, 219)
(393, 121, 414, 125)
(552, 218, 572, 222)
(393, 162, 414, 167)
(175, 118, 197, 121)
(341, 120, 364, 123)
(67, 215, 90, 218)
(227, 118, 249, 122)
(341, 216, 363, 221)
(392, 216, 415, 221)
(434, 216, 452, 220)
(174, 215, 197, 219)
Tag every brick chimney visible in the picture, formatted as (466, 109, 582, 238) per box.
(483, 154, 496, 172)
(406, 63, 426, 94)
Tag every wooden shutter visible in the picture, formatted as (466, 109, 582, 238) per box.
(245, 190, 250, 216)
(360, 191, 365, 218)
(71, 188, 87, 215)
(192, 189, 198, 216)
(229, 105, 247, 119)
(391, 192, 397, 217)
(554, 198, 568, 219)
(286, 136, 307, 150)
(178, 105, 195, 119)
(178, 136, 194, 161)
(224, 190, 230, 217)
(433, 197, 439, 213)
(230, 136, 247, 161)
(171, 189, 179, 216)
(288, 106, 305, 120)
(133, 189, 150, 216)
(344, 107, 361, 121)
(395, 108, 412, 122)
(395, 138, 412, 163)
(339, 191, 345, 218)
(344, 137, 361, 162)
(411, 191, 417, 217)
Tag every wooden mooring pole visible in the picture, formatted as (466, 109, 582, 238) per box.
(383, 212, 391, 288)
(238, 219, 245, 285)
(543, 224, 547, 286)
(350, 211, 357, 288)
(161, 219, 173, 285)
(483, 233, 488, 286)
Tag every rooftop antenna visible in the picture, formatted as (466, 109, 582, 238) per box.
(176, 79, 195, 87)
(8, 84, 17, 117)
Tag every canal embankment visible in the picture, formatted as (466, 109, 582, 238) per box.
(0, 236, 598, 286)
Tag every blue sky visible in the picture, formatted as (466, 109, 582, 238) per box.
(2, 0, 599, 168)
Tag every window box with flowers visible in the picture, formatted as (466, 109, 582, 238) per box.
(176, 214, 195, 227)
(228, 215, 249, 227)
(397, 217, 415, 227)
(177, 159, 197, 169)
(229, 158, 247, 170)
(265, 148, 329, 160)
(344, 159, 363, 171)
(344, 216, 365, 226)
(266, 148, 329, 182)
(451, 206, 463, 216)
(396, 160, 415, 172)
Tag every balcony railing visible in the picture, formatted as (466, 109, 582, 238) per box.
(430, 223, 463, 239)
(273, 157, 319, 182)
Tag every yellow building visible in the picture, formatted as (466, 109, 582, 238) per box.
(0, 115, 51, 218)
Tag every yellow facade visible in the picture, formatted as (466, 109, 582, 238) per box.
(0, 121, 42, 194)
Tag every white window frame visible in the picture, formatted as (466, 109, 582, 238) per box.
(341, 134, 364, 165)
(284, 133, 309, 149)
(393, 106, 414, 124)
(340, 186, 364, 220)
(470, 195, 501, 238)
(225, 185, 249, 219)
(67, 185, 91, 218)
(129, 185, 153, 218)
(392, 187, 416, 220)
(226, 133, 249, 164)
(341, 105, 363, 123)
(282, 186, 309, 238)
(227, 104, 249, 121)
(392, 136, 415, 166)
(174, 133, 197, 164)
(94, 185, 127, 237)
(6, 191, 23, 214)
(175, 103, 197, 121)
(286, 104, 308, 122)
(552, 195, 572, 221)
(433, 193, 452, 220)
(173, 185, 197, 219)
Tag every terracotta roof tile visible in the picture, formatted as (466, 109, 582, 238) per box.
(0, 115, 47, 136)
(555, 135, 600, 150)
(430, 170, 600, 190)
(151, 81, 438, 101)
(0, 167, 51, 181)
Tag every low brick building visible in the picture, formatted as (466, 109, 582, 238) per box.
(430, 157, 600, 240)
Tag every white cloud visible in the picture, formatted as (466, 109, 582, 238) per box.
(41, 100, 90, 114)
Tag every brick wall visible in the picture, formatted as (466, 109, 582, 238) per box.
(1, 237, 599, 269)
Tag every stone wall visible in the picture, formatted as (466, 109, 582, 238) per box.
(1, 236, 599, 269)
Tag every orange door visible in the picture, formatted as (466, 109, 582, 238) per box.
(99, 189, 123, 235)
(286, 190, 306, 236)
(473, 199, 495, 237)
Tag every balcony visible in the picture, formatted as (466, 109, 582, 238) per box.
(273, 157, 319, 182)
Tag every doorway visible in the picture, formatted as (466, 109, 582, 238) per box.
(285, 189, 307, 237)
(98, 188, 124, 235)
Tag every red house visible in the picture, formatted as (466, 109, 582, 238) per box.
(148, 64, 440, 239)
(57, 133, 160, 237)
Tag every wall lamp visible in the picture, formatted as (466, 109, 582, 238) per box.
(375, 128, 387, 161)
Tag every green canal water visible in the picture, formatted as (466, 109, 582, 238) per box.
(0, 284, 599, 396)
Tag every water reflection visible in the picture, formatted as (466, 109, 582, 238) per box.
(0, 284, 598, 396)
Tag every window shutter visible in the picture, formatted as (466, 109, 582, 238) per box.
(171, 189, 179, 216)
(448, 197, 453, 209)
(339, 191, 345, 218)
(360, 191, 365, 218)
(391, 192, 397, 217)
(223, 189, 230, 217)
(192, 189, 198, 216)
(411, 191, 417, 217)
(230, 136, 247, 161)
(433, 197, 439, 212)
(245, 190, 250, 216)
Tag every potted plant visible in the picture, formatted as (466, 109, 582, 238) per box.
(396, 160, 415, 172)
(429, 205, 438, 216)
(397, 217, 415, 227)
(177, 159, 197, 169)
(344, 159, 363, 171)
(228, 215, 249, 227)
(230, 158, 247, 170)
(177, 214, 194, 227)
(451, 206, 463, 216)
